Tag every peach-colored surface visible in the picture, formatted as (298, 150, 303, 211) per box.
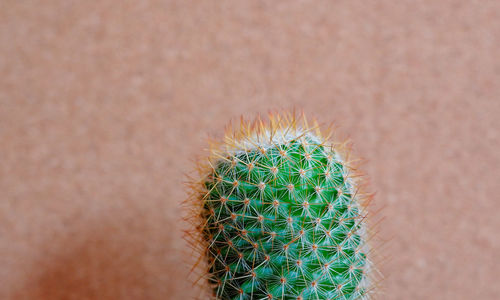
(1, 1, 499, 299)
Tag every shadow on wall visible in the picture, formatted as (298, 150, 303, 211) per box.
(15, 214, 181, 300)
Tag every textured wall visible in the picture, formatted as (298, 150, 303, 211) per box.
(1, 1, 499, 299)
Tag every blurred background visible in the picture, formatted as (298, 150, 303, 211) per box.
(1, 1, 499, 299)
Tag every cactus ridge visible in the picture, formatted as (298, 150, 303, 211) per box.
(186, 112, 374, 300)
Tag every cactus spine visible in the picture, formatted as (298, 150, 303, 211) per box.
(185, 112, 374, 299)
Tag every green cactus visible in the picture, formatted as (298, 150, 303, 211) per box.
(186, 112, 373, 299)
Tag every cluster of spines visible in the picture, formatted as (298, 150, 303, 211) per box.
(184, 112, 377, 300)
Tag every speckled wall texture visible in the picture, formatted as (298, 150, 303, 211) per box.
(1, 1, 499, 299)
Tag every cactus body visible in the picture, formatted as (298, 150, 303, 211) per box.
(187, 113, 373, 299)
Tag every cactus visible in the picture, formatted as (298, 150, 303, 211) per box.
(185, 112, 375, 299)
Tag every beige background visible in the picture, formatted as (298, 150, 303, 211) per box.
(1, 1, 499, 299)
